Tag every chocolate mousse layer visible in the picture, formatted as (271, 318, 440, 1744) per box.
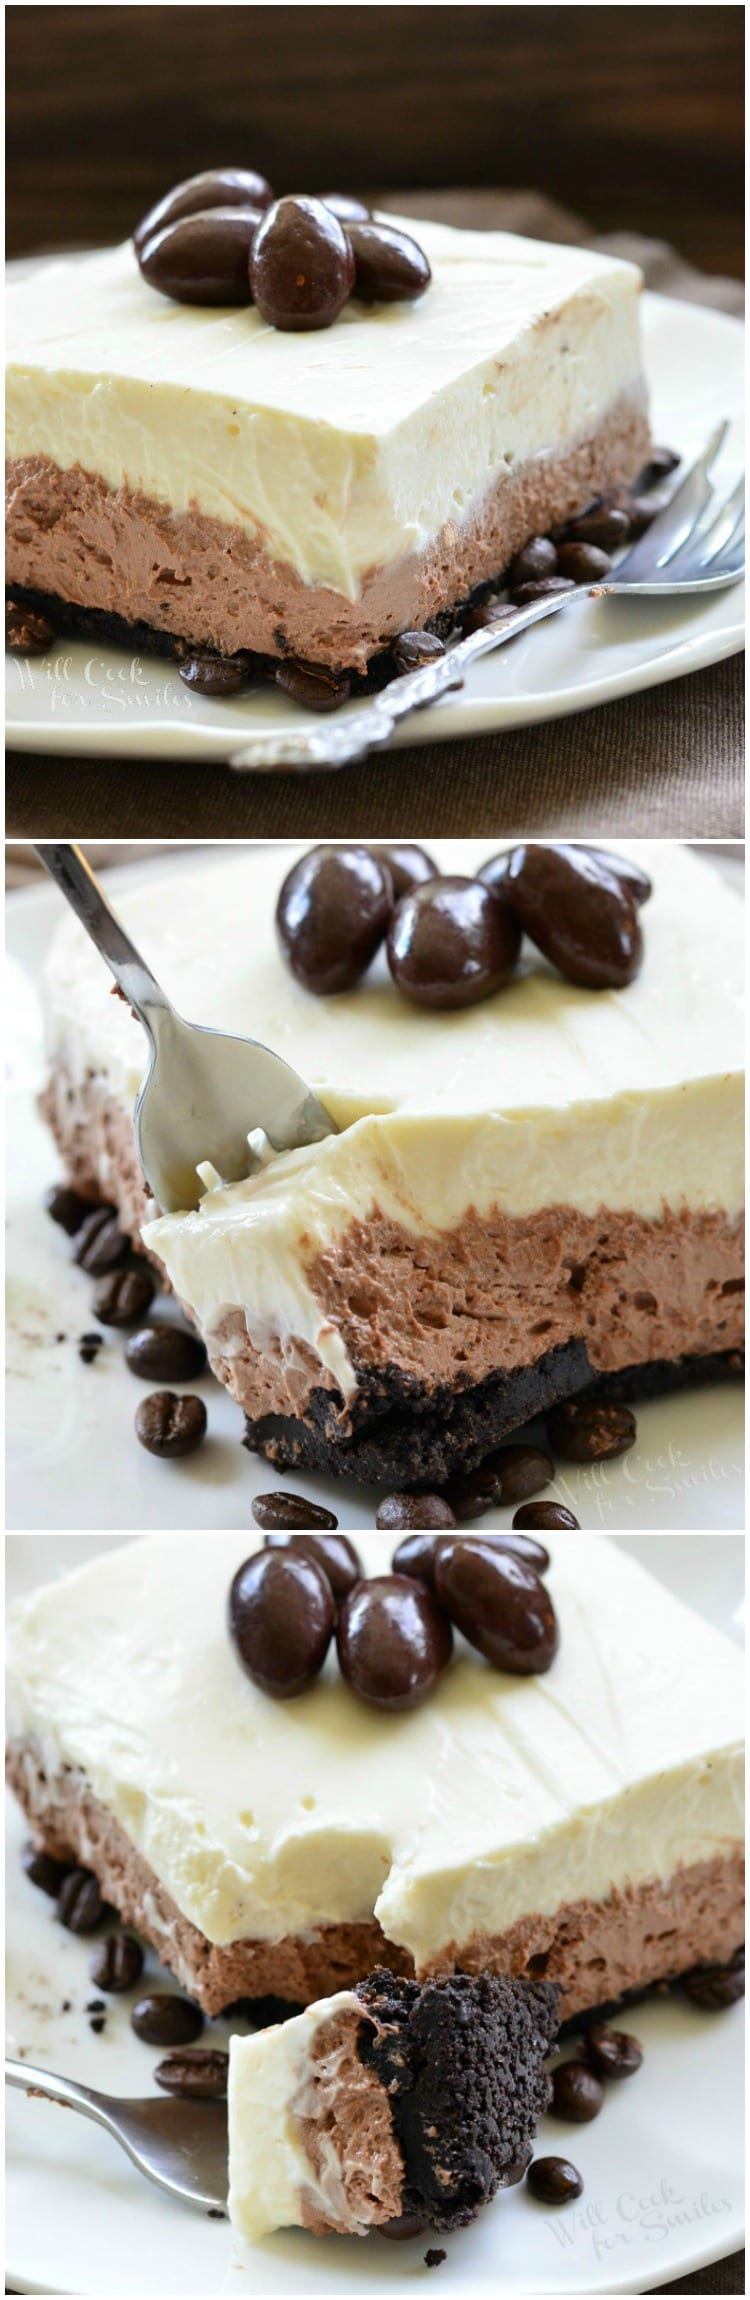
(6, 390, 647, 672)
(7, 1738, 744, 2020)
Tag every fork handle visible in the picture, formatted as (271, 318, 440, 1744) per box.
(35, 844, 172, 1037)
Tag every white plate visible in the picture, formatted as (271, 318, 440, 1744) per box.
(5, 851, 744, 1532)
(6, 289, 744, 764)
(5, 1531, 745, 2297)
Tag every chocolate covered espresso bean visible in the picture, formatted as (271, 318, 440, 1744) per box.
(337, 1575, 452, 1711)
(134, 167, 273, 253)
(505, 844, 643, 989)
(229, 1548, 334, 1696)
(387, 876, 521, 1010)
(250, 196, 355, 330)
(277, 845, 392, 993)
(138, 208, 262, 305)
(347, 221, 431, 304)
(435, 1539, 558, 1675)
(262, 1533, 361, 1595)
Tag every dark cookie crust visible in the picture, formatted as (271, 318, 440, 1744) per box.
(243, 1344, 742, 1489)
(356, 1967, 559, 2231)
(5, 583, 455, 690)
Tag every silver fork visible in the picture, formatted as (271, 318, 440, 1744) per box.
(6, 2056, 227, 2210)
(229, 421, 743, 773)
(36, 844, 336, 1212)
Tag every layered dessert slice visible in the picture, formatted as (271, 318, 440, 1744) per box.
(7, 218, 648, 672)
(227, 1969, 559, 2241)
(38, 838, 741, 1488)
(6, 1534, 744, 2020)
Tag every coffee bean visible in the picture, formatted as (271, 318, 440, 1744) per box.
(551, 2060, 604, 2122)
(513, 1502, 580, 1530)
(435, 1540, 558, 1676)
(392, 1531, 550, 1584)
(261, 1532, 360, 1596)
(388, 875, 521, 1011)
(276, 845, 392, 994)
(623, 489, 670, 536)
(379, 2213, 430, 2241)
(347, 222, 431, 304)
(682, 1948, 744, 2012)
(155, 2046, 229, 2098)
(44, 1184, 95, 1235)
(462, 600, 519, 634)
(579, 846, 652, 906)
(338, 1574, 452, 1712)
(365, 844, 438, 899)
(135, 1391, 207, 1458)
(512, 576, 575, 606)
(585, 2024, 643, 2080)
(178, 649, 253, 696)
(548, 1399, 636, 1462)
(321, 192, 372, 224)
(376, 1494, 457, 1529)
(6, 599, 57, 654)
(446, 1445, 553, 1520)
(133, 167, 273, 253)
(634, 445, 680, 493)
(251, 1494, 338, 1533)
(275, 658, 351, 711)
(138, 208, 262, 305)
(250, 196, 355, 330)
(89, 1933, 144, 1993)
(505, 843, 643, 989)
(57, 1868, 106, 1933)
(390, 631, 445, 674)
(562, 505, 631, 552)
(508, 537, 558, 588)
(73, 1206, 128, 1275)
(527, 2156, 583, 2205)
(229, 1547, 334, 1697)
(22, 1842, 74, 1898)
(131, 1992, 204, 2047)
(125, 1322, 207, 1381)
(92, 1265, 156, 1327)
(556, 542, 612, 583)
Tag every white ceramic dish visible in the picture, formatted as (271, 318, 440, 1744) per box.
(6, 287, 743, 765)
(5, 1531, 744, 2296)
(5, 849, 744, 1532)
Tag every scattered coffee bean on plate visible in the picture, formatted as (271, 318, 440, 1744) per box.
(527, 2156, 583, 2205)
(337, 1575, 453, 1711)
(347, 221, 431, 304)
(6, 599, 57, 654)
(57, 1868, 106, 1934)
(387, 875, 521, 1011)
(89, 1933, 144, 1993)
(511, 575, 575, 607)
(131, 1992, 204, 2047)
(133, 167, 273, 254)
(22, 1842, 74, 1898)
(548, 1399, 636, 1462)
(262, 1532, 360, 1595)
(125, 1322, 207, 1381)
(73, 1207, 129, 1275)
(435, 1540, 558, 1676)
(563, 504, 631, 552)
(446, 1445, 552, 1521)
(277, 845, 392, 994)
(624, 489, 669, 536)
(375, 1493, 457, 1529)
(93, 1265, 156, 1326)
(555, 541, 612, 583)
(250, 195, 355, 330)
(513, 1502, 580, 1530)
(682, 1948, 744, 2011)
(135, 1391, 207, 1458)
(44, 1183, 95, 1235)
(229, 1548, 334, 1696)
(275, 660, 352, 711)
(585, 2024, 643, 2080)
(508, 536, 558, 588)
(551, 2060, 604, 2122)
(155, 2046, 229, 2099)
(390, 631, 445, 674)
(635, 445, 681, 492)
(253, 1493, 339, 1530)
(505, 843, 642, 990)
(365, 842, 438, 898)
(178, 648, 253, 695)
(462, 600, 519, 634)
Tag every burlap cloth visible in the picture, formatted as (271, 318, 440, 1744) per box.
(5, 192, 743, 837)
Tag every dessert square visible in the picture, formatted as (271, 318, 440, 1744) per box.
(6, 1534, 744, 2022)
(6, 218, 649, 671)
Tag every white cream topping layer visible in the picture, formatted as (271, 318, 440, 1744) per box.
(228, 1992, 373, 2241)
(6, 1535, 744, 1970)
(7, 218, 645, 595)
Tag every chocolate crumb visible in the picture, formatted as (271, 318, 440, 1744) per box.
(424, 2249, 447, 2268)
(86, 1999, 106, 2014)
(207, 2208, 226, 2220)
(89, 2015, 107, 2034)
